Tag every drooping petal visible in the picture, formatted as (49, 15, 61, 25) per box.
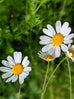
(42, 28, 54, 37)
(55, 21, 61, 33)
(12, 75, 18, 82)
(14, 52, 22, 64)
(6, 75, 15, 83)
(19, 74, 24, 84)
(55, 46, 61, 57)
(61, 44, 68, 52)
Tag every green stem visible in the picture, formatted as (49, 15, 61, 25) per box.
(41, 61, 50, 99)
(42, 57, 67, 98)
(66, 58, 72, 99)
(33, 2, 42, 15)
(18, 85, 21, 99)
(59, 0, 67, 20)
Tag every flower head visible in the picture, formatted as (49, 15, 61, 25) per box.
(0, 51, 31, 84)
(67, 44, 74, 62)
(38, 51, 55, 61)
(39, 21, 74, 57)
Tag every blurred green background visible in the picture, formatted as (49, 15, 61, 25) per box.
(0, 0, 74, 99)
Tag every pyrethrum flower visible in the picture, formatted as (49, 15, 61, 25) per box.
(0, 51, 31, 84)
(38, 51, 55, 61)
(39, 21, 74, 57)
(67, 44, 74, 62)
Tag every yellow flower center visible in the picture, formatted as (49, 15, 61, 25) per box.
(12, 64, 23, 75)
(52, 33, 64, 46)
(68, 49, 74, 58)
(44, 55, 53, 60)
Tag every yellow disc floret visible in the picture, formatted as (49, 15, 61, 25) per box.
(44, 55, 53, 60)
(68, 49, 74, 58)
(12, 64, 23, 75)
(52, 33, 64, 46)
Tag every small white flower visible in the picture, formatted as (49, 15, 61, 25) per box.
(38, 51, 55, 61)
(0, 51, 31, 84)
(67, 44, 74, 62)
(39, 21, 74, 57)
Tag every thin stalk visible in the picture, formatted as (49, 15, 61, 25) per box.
(42, 57, 67, 98)
(67, 58, 72, 99)
(18, 85, 21, 99)
(33, 2, 42, 15)
(41, 61, 50, 99)
(59, 0, 67, 20)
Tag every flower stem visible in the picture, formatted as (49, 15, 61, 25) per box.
(41, 61, 50, 99)
(33, 2, 42, 15)
(59, 0, 67, 20)
(42, 57, 67, 98)
(18, 85, 21, 99)
(66, 58, 72, 99)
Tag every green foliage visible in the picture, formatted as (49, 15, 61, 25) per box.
(0, 0, 74, 99)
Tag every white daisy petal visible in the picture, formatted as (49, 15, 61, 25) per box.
(19, 74, 24, 84)
(39, 41, 49, 45)
(63, 40, 73, 44)
(62, 22, 69, 28)
(24, 67, 32, 72)
(64, 33, 74, 40)
(48, 46, 55, 55)
(23, 60, 30, 67)
(55, 21, 61, 33)
(2, 71, 13, 79)
(60, 27, 71, 36)
(39, 40, 51, 45)
(21, 72, 29, 79)
(22, 56, 30, 67)
(72, 59, 74, 62)
(72, 45, 74, 49)
(47, 24, 56, 35)
(14, 52, 22, 64)
(2, 60, 12, 68)
(22, 56, 28, 64)
(40, 35, 51, 41)
(6, 75, 15, 83)
(12, 75, 18, 82)
(42, 28, 54, 37)
(42, 44, 53, 52)
(7, 56, 15, 66)
(55, 46, 61, 57)
(61, 44, 68, 52)
(0, 67, 12, 72)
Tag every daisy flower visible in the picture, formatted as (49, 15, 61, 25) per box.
(39, 21, 74, 57)
(0, 51, 31, 84)
(67, 44, 74, 62)
(38, 51, 55, 61)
